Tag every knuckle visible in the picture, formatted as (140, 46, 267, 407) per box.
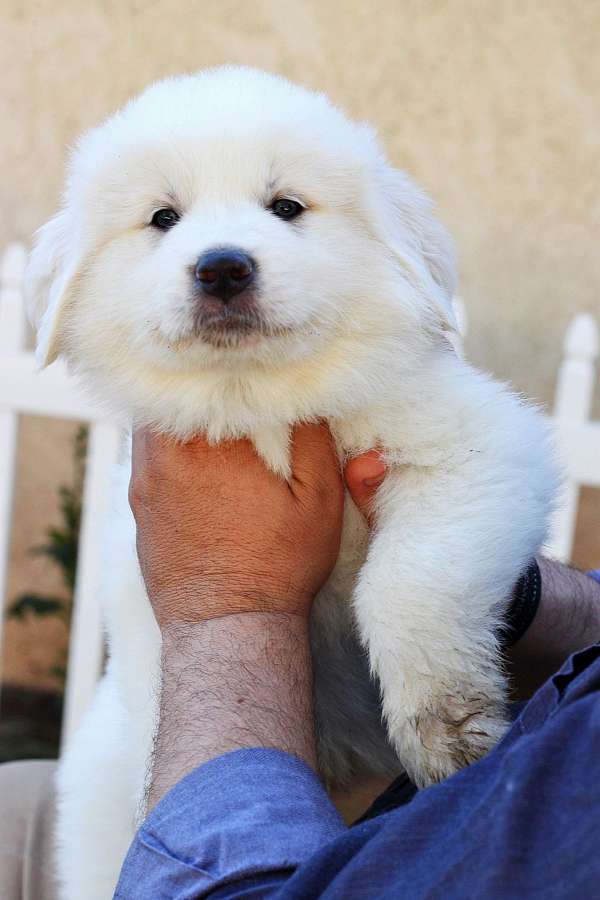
(127, 477, 140, 514)
(128, 473, 149, 515)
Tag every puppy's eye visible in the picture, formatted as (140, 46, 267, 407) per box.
(270, 198, 304, 220)
(150, 208, 180, 230)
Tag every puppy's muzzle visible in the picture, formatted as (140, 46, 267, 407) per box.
(194, 248, 256, 303)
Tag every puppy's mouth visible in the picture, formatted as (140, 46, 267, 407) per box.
(191, 299, 291, 349)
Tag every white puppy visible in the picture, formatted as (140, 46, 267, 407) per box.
(27, 66, 558, 899)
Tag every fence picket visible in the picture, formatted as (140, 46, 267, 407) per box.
(61, 420, 122, 748)
(547, 314, 599, 560)
(0, 415, 19, 673)
(0, 244, 27, 678)
(0, 243, 27, 353)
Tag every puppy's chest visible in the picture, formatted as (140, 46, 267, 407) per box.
(195, 361, 417, 460)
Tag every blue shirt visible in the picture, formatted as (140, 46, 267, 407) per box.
(115, 573, 600, 899)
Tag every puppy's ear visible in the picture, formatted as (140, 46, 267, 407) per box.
(25, 209, 80, 367)
(375, 165, 458, 333)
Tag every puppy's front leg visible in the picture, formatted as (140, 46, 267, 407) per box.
(352, 463, 518, 787)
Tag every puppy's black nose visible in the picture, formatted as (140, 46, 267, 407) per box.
(195, 249, 256, 302)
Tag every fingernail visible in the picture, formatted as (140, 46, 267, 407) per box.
(363, 473, 385, 487)
(360, 458, 386, 486)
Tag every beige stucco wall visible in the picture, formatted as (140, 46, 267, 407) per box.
(1, 0, 599, 688)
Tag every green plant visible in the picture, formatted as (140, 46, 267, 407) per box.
(8, 425, 87, 684)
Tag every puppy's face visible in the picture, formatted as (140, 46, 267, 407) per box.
(27, 68, 457, 427)
(70, 130, 384, 366)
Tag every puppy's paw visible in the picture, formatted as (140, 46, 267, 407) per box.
(393, 690, 509, 788)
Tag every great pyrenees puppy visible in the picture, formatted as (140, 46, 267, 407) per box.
(27, 66, 557, 899)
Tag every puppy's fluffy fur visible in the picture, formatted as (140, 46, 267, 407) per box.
(27, 67, 558, 899)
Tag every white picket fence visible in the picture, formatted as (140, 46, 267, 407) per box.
(0, 243, 122, 746)
(0, 242, 599, 749)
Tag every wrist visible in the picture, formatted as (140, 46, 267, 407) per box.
(151, 584, 315, 631)
(508, 558, 600, 699)
(160, 610, 311, 652)
(500, 559, 542, 649)
(513, 558, 600, 652)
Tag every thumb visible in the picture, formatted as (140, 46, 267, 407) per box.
(344, 450, 386, 526)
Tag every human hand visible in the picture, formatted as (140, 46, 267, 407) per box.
(129, 423, 344, 629)
(343, 449, 387, 526)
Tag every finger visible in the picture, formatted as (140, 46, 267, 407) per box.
(290, 421, 343, 509)
(131, 427, 147, 474)
(159, 430, 258, 470)
(131, 426, 163, 483)
(344, 450, 386, 526)
(129, 428, 153, 513)
(132, 426, 183, 467)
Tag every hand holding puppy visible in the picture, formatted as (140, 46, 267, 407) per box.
(130, 427, 386, 630)
(130, 424, 353, 628)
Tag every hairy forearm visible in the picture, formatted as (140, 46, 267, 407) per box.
(147, 612, 316, 811)
(509, 559, 600, 698)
